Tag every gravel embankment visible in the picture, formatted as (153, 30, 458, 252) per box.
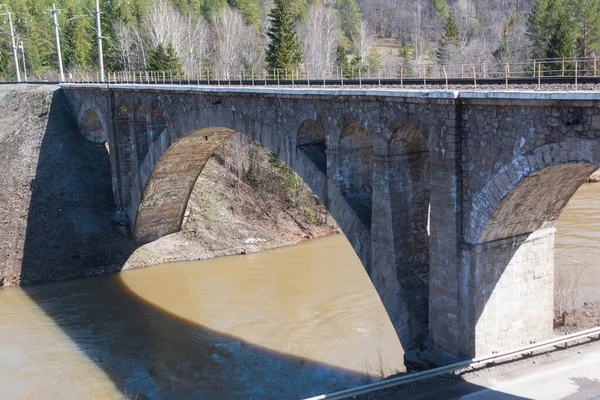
(0, 84, 338, 285)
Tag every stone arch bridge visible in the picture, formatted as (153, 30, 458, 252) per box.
(61, 84, 600, 358)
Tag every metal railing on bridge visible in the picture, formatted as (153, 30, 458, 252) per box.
(61, 57, 600, 89)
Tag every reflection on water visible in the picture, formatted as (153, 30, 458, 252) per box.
(556, 183, 600, 305)
(0, 235, 404, 399)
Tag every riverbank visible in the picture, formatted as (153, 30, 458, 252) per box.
(0, 84, 337, 286)
(124, 148, 340, 269)
(555, 300, 600, 334)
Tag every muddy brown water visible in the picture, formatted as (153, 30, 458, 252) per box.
(0, 235, 404, 399)
(555, 183, 600, 306)
(0, 184, 599, 399)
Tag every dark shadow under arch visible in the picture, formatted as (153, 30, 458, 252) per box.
(297, 119, 327, 174)
(151, 101, 167, 141)
(134, 103, 148, 166)
(336, 122, 374, 227)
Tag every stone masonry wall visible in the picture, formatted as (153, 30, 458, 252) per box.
(461, 228, 555, 356)
(62, 86, 600, 358)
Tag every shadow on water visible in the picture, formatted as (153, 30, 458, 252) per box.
(16, 89, 529, 399)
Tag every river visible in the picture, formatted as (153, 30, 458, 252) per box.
(0, 235, 404, 399)
(555, 183, 600, 306)
(0, 185, 599, 399)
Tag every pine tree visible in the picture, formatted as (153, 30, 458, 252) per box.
(235, 0, 263, 32)
(335, 0, 362, 43)
(526, 0, 559, 59)
(335, 44, 351, 77)
(493, 22, 512, 61)
(570, 0, 600, 58)
(62, 2, 94, 70)
(266, 0, 303, 70)
(148, 43, 184, 74)
(436, 14, 460, 64)
(429, 0, 449, 19)
(547, 8, 576, 61)
(399, 43, 414, 76)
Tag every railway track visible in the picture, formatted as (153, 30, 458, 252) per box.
(5, 75, 600, 89)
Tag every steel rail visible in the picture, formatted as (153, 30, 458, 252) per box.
(303, 326, 600, 400)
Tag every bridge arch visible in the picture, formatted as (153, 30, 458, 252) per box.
(80, 108, 107, 143)
(151, 101, 167, 141)
(469, 139, 600, 244)
(336, 122, 374, 226)
(129, 106, 341, 245)
(463, 138, 600, 356)
(133, 127, 236, 242)
(296, 119, 327, 174)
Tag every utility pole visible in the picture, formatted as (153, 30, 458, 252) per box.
(95, 0, 104, 82)
(50, 4, 64, 82)
(0, 4, 21, 82)
(19, 40, 26, 82)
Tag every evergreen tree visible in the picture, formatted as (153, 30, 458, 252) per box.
(526, 0, 559, 59)
(335, 44, 351, 77)
(0, 43, 14, 80)
(62, 3, 94, 70)
(429, 0, 450, 19)
(148, 43, 184, 74)
(202, 0, 227, 20)
(399, 43, 414, 76)
(547, 7, 576, 69)
(436, 14, 460, 64)
(233, 0, 263, 32)
(570, 0, 600, 58)
(493, 22, 512, 61)
(365, 47, 381, 69)
(335, 0, 362, 43)
(266, 0, 303, 70)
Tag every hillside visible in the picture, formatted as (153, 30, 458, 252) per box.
(0, 84, 337, 286)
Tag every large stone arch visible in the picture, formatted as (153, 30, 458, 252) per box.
(80, 108, 107, 143)
(133, 127, 236, 242)
(461, 138, 600, 357)
(468, 139, 600, 244)
(336, 122, 374, 226)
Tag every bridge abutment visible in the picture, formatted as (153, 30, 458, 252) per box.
(459, 228, 555, 356)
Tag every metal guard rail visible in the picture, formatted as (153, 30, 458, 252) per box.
(57, 57, 600, 90)
(303, 326, 600, 400)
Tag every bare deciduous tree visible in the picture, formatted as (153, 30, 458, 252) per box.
(181, 15, 211, 76)
(351, 21, 374, 65)
(300, 3, 341, 78)
(113, 21, 135, 71)
(143, 0, 185, 52)
(212, 7, 260, 78)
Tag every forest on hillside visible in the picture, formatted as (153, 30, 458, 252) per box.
(0, 0, 598, 80)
